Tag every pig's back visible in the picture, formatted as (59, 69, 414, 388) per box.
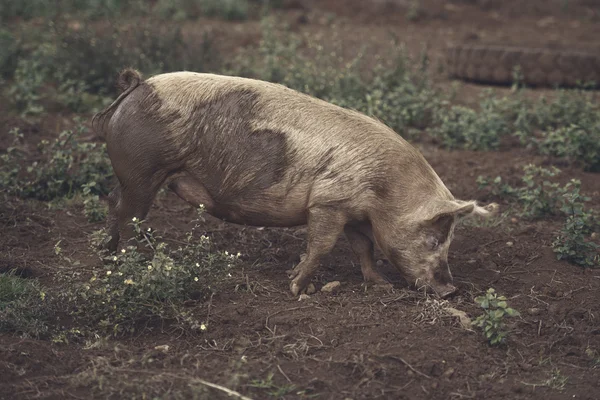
(144, 72, 437, 212)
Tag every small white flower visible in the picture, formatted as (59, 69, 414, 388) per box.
(147, 228, 151, 232)
(236, 252, 241, 257)
(121, 249, 126, 253)
(165, 265, 172, 271)
(196, 263, 200, 267)
(124, 279, 134, 285)
(112, 256, 118, 261)
(225, 251, 229, 256)
(200, 323, 207, 331)
(147, 265, 153, 270)
(117, 272, 123, 276)
(194, 277, 199, 282)
(132, 217, 138, 222)
(227, 273, 232, 277)
(106, 270, 112, 275)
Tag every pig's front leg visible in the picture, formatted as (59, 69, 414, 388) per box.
(289, 207, 347, 296)
(344, 225, 390, 286)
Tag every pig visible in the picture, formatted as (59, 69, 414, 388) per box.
(92, 68, 498, 298)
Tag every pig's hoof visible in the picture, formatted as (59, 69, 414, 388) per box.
(286, 268, 300, 279)
(290, 281, 303, 296)
(290, 280, 314, 297)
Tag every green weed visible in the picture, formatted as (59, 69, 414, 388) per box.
(0, 271, 49, 338)
(552, 186, 599, 267)
(472, 288, 519, 345)
(2, 121, 113, 201)
(477, 166, 598, 267)
(63, 209, 240, 336)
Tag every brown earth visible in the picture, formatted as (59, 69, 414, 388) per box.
(1, 1, 600, 399)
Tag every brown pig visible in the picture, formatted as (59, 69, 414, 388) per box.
(92, 69, 498, 298)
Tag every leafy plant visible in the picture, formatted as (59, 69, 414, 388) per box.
(64, 209, 241, 336)
(0, 271, 49, 338)
(433, 96, 513, 150)
(538, 123, 600, 172)
(0, 28, 20, 79)
(552, 185, 599, 267)
(9, 122, 113, 201)
(7, 53, 46, 116)
(477, 165, 587, 219)
(82, 181, 107, 222)
(472, 288, 519, 345)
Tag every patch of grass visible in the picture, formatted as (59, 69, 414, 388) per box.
(477, 165, 598, 268)
(0, 271, 49, 338)
(82, 181, 108, 222)
(477, 165, 588, 219)
(432, 104, 508, 150)
(0, 28, 20, 79)
(552, 186, 599, 268)
(472, 288, 519, 346)
(1, 121, 113, 201)
(61, 208, 241, 336)
(2, 17, 219, 114)
(537, 122, 600, 172)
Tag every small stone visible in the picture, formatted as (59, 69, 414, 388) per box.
(298, 294, 311, 301)
(527, 308, 541, 316)
(321, 281, 341, 294)
(506, 241, 514, 247)
(591, 232, 597, 240)
(511, 217, 518, 224)
(154, 345, 169, 353)
(442, 367, 455, 379)
(306, 283, 316, 295)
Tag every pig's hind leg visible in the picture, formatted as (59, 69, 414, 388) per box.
(289, 207, 347, 296)
(168, 175, 216, 212)
(104, 173, 167, 253)
(344, 225, 390, 286)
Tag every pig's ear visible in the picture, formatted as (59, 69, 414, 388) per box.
(424, 200, 498, 224)
(424, 200, 474, 224)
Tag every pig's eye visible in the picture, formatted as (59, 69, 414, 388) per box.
(426, 236, 439, 250)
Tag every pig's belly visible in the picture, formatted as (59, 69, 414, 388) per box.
(169, 174, 310, 227)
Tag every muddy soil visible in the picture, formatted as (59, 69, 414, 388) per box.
(1, 1, 599, 399)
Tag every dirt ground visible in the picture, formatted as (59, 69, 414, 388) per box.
(1, 1, 600, 399)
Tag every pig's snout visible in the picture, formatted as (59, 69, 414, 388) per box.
(436, 283, 458, 299)
(415, 261, 458, 298)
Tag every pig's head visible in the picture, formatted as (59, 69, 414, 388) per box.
(384, 199, 498, 298)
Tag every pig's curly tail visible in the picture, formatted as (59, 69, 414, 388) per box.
(91, 68, 143, 137)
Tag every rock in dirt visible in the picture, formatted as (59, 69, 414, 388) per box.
(446, 307, 472, 330)
(321, 281, 341, 294)
(154, 345, 170, 353)
(442, 367, 455, 379)
(306, 283, 316, 295)
(298, 294, 311, 301)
